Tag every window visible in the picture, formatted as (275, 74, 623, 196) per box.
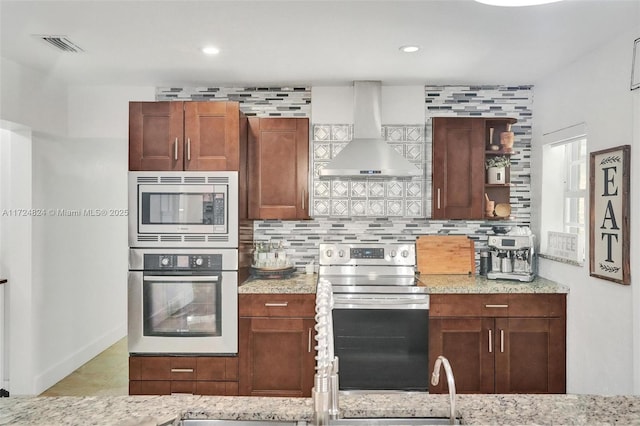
(540, 125, 587, 263)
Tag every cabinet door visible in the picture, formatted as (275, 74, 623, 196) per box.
(129, 101, 184, 171)
(495, 317, 566, 393)
(184, 102, 241, 171)
(429, 317, 494, 393)
(248, 117, 309, 219)
(239, 317, 315, 397)
(432, 117, 485, 219)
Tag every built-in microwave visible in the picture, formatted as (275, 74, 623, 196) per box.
(129, 171, 238, 248)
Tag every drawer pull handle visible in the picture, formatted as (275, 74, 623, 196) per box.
(500, 329, 505, 353)
(488, 329, 493, 353)
(264, 302, 288, 307)
(484, 304, 509, 308)
(171, 368, 194, 373)
(171, 392, 194, 395)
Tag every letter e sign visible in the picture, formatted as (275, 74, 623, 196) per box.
(589, 145, 630, 284)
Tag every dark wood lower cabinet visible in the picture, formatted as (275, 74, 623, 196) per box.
(429, 294, 566, 394)
(238, 317, 315, 397)
(129, 355, 238, 395)
(238, 293, 316, 397)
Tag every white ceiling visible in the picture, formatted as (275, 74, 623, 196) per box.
(1, 0, 638, 87)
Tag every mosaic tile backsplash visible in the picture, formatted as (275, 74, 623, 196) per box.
(256, 85, 534, 271)
(156, 87, 311, 117)
(156, 85, 534, 272)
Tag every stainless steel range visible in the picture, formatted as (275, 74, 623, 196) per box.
(318, 243, 429, 392)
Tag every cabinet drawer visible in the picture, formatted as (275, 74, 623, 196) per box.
(196, 381, 239, 396)
(239, 293, 315, 317)
(430, 294, 509, 317)
(196, 357, 238, 381)
(130, 380, 171, 395)
(171, 380, 197, 395)
(507, 294, 566, 317)
(430, 294, 566, 318)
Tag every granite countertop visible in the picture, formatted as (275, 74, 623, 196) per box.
(239, 273, 568, 295)
(2, 393, 639, 425)
(239, 273, 317, 294)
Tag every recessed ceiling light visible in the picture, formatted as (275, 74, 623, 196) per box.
(202, 46, 220, 55)
(474, 0, 562, 6)
(399, 45, 420, 53)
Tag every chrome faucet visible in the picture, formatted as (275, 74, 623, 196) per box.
(431, 356, 457, 425)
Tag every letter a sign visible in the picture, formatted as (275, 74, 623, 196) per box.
(590, 145, 630, 284)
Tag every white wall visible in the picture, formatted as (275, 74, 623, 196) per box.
(31, 132, 129, 392)
(0, 57, 68, 136)
(532, 27, 639, 394)
(311, 85, 425, 124)
(1, 56, 154, 393)
(29, 84, 153, 393)
(0, 123, 35, 394)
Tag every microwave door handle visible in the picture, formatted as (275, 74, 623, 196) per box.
(143, 275, 219, 282)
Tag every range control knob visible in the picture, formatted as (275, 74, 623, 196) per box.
(160, 257, 170, 267)
(390, 250, 397, 258)
(195, 257, 204, 266)
(325, 249, 333, 258)
(338, 250, 345, 258)
(401, 250, 409, 258)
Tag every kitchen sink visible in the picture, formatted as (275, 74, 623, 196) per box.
(329, 418, 461, 425)
(180, 419, 460, 426)
(180, 421, 304, 426)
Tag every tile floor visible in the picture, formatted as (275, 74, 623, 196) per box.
(39, 337, 129, 397)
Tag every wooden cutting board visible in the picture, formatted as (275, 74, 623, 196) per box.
(416, 235, 476, 275)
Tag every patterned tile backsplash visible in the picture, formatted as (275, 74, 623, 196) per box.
(312, 123, 427, 218)
(156, 85, 534, 272)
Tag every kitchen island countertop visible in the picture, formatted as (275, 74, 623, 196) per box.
(239, 273, 568, 295)
(1, 392, 639, 425)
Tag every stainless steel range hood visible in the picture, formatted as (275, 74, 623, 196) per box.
(319, 81, 423, 179)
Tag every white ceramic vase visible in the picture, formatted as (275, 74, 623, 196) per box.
(487, 166, 506, 184)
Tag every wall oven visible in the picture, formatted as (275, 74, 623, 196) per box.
(129, 171, 238, 248)
(319, 243, 430, 392)
(128, 248, 238, 354)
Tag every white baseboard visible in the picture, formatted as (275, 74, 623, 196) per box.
(34, 323, 126, 394)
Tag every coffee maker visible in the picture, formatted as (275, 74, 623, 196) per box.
(486, 233, 536, 282)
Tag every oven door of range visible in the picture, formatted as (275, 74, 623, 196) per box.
(332, 293, 430, 392)
(128, 270, 238, 354)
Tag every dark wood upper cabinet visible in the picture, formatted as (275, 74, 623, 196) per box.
(432, 117, 517, 220)
(247, 117, 310, 220)
(129, 101, 184, 171)
(129, 101, 245, 171)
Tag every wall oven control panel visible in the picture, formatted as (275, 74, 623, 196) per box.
(144, 253, 222, 270)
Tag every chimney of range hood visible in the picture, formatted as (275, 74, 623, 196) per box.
(319, 81, 423, 179)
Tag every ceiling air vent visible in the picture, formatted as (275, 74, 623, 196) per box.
(34, 35, 84, 53)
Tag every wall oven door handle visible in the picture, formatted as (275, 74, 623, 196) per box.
(143, 275, 219, 282)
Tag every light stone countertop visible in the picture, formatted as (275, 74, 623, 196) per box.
(239, 273, 568, 295)
(2, 393, 640, 425)
(239, 273, 317, 294)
